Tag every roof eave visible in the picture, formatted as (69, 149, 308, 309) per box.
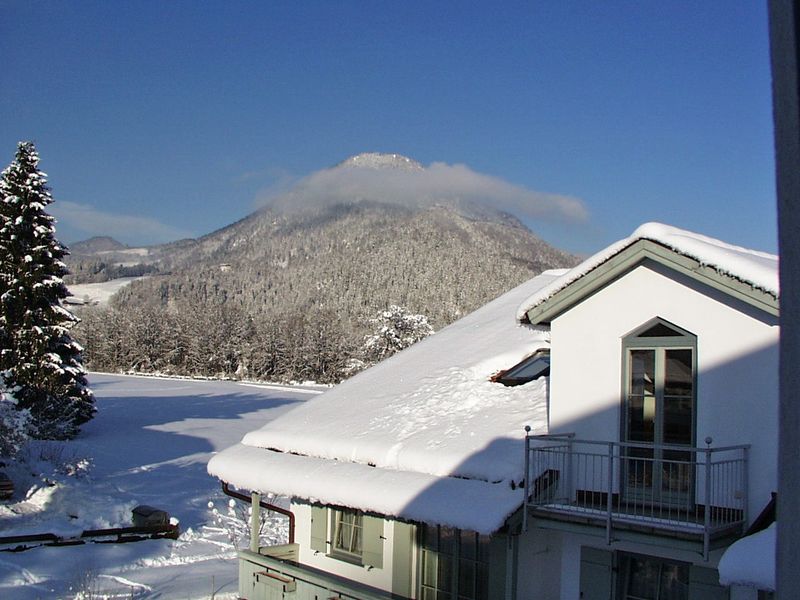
(525, 239, 779, 325)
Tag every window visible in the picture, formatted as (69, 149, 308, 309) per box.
(419, 525, 490, 600)
(618, 553, 689, 600)
(331, 508, 363, 560)
(622, 318, 696, 506)
(493, 349, 550, 386)
(309, 505, 384, 568)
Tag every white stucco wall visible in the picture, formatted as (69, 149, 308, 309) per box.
(292, 501, 411, 595)
(515, 529, 562, 598)
(548, 260, 779, 521)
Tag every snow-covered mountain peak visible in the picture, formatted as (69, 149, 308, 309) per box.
(337, 152, 424, 171)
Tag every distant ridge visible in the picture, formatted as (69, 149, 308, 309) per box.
(69, 236, 128, 254)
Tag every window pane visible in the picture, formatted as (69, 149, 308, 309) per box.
(627, 395, 656, 443)
(622, 555, 689, 600)
(439, 527, 456, 556)
(437, 555, 453, 592)
(664, 349, 692, 396)
(333, 510, 362, 556)
(658, 563, 689, 600)
(475, 562, 489, 600)
(628, 350, 655, 443)
(630, 350, 655, 397)
(460, 530, 476, 561)
(423, 524, 438, 551)
(458, 559, 476, 599)
(503, 354, 550, 380)
(422, 550, 437, 587)
(625, 556, 659, 599)
(661, 450, 691, 497)
(638, 322, 683, 337)
(476, 534, 490, 563)
(663, 396, 693, 446)
(664, 350, 693, 446)
(625, 446, 654, 491)
(420, 527, 490, 600)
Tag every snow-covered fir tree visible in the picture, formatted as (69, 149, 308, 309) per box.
(363, 305, 434, 365)
(0, 141, 94, 439)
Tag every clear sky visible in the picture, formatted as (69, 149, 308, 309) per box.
(1, 1, 776, 255)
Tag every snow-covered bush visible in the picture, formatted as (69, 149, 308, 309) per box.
(23, 439, 91, 478)
(208, 495, 289, 550)
(208, 498, 265, 549)
(362, 305, 434, 365)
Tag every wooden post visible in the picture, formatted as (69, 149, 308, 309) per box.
(250, 491, 261, 553)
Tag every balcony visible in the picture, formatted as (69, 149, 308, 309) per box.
(522, 433, 750, 559)
(239, 544, 407, 600)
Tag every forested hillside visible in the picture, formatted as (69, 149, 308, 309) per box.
(70, 155, 578, 383)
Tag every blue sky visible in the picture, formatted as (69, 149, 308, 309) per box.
(1, 1, 775, 255)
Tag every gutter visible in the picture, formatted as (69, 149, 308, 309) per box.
(222, 481, 295, 545)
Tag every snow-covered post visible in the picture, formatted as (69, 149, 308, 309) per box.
(250, 491, 261, 553)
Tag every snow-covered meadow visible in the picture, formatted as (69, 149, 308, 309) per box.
(65, 277, 142, 306)
(0, 373, 321, 599)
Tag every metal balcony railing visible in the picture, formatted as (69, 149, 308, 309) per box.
(522, 430, 749, 559)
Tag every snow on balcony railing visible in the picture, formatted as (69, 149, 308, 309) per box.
(522, 430, 749, 560)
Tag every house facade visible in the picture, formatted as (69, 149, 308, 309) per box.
(208, 223, 778, 599)
(517, 228, 778, 599)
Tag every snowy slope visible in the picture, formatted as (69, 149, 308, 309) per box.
(0, 374, 318, 599)
(65, 277, 144, 306)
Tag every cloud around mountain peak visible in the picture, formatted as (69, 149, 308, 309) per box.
(259, 155, 588, 223)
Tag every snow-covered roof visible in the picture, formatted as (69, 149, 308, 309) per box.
(718, 523, 775, 591)
(208, 270, 564, 533)
(516, 222, 779, 321)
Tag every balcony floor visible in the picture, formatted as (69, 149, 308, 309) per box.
(527, 501, 743, 544)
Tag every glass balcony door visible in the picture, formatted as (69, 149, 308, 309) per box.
(623, 321, 695, 510)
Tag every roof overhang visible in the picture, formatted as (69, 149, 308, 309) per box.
(524, 239, 779, 325)
(208, 443, 523, 534)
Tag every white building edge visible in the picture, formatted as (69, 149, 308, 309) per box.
(208, 222, 778, 600)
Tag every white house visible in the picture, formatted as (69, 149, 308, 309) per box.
(207, 223, 778, 600)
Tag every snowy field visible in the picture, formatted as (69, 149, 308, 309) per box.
(0, 373, 321, 599)
(65, 278, 143, 306)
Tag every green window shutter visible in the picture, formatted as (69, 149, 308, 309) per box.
(361, 515, 385, 568)
(310, 506, 328, 554)
(579, 547, 613, 600)
(689, 566, 730, 600)
(391, 522, 415, 597)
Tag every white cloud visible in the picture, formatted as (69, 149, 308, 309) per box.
(258, 161, 588, 223)
(51, 201, 195, 246)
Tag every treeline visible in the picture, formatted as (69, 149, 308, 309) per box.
(75, 301, 361, 384)
(65, 259, 159, 284)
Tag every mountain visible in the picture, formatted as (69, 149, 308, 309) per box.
(70, 153, 579, 383)
(69, 236, 128, 254)
(336, 152, 424, 170)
